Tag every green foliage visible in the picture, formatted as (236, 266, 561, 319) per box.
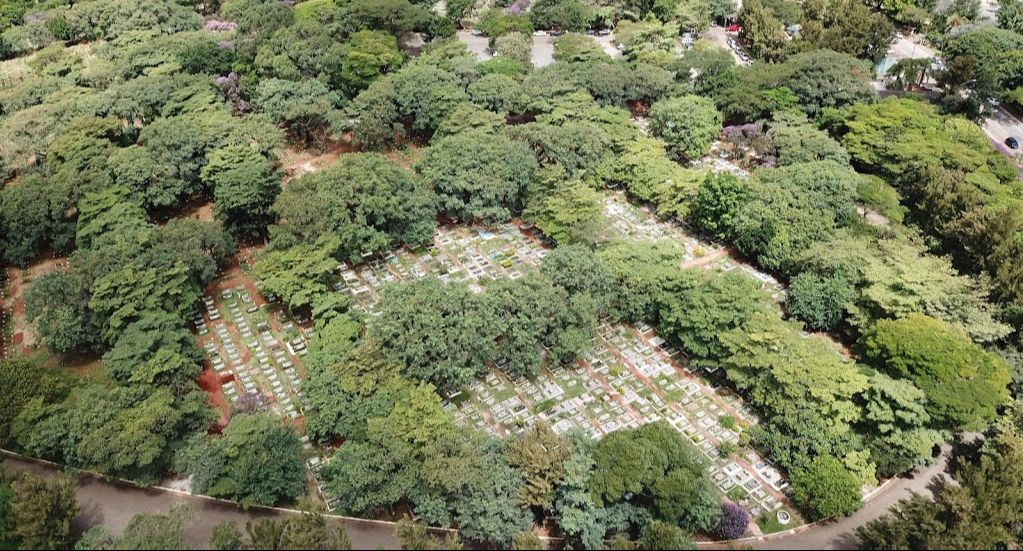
(252, 78, 345, 146)
(495, 32, 532, 65)
(118, 505, 193, 550)
(648, 95, 722, 161)
(10, 473, 79, 551)
(540, 244, 617, 313)
(0, 175, 73, 266)
(860, 314, 1011, 429)
(395, 518, 463, 550)
(785, 272, 852, 332)
(202, 145, 281, 237)
(638, 521, 694, 550)
(531, 0, 593, 32)
(590, 422, 718, 531)
(790, 456, 864, 520)
(553, 33, 610, 63)
(102, 311, 203, 384)
(468, 74, 522, 113)
(477, 10, 534, 43)
(506, 422, 574, 510)
(254, 236, 341, 310)
(271, 153, 435, 260)
(660, 271, 764, 367)
(393, 64, 468, 136)
(525, 167, 610, 246)
(861, 374, 944, 477)
(177, 414, 306, 508)
(857, 434, 1023, 549)
(417, 130, 537, 222)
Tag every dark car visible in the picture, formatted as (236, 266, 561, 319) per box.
(1007, 137, 1019, 149)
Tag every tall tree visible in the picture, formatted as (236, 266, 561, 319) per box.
(10, 473, 79, 551)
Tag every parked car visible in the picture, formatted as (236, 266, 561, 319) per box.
(726, 24, 741, 32)
(1006, 137, 1019, 149)
(533, 30, 547, 36)
(597, 29, 612, 35)
(471, 29, 483, 36)
(550, 30, 565, 36)
(988, 97, 1001, 107)
(895, 31, 904, 39)
(585, 29, 596, 35)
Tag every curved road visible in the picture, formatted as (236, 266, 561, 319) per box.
(4, 447, 952, 551)
(746, 446, 951, 550)
(1, 455, 399, 550)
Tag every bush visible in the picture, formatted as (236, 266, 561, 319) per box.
(719, 415, 736, 430)
(718, 441, 738, 458)
(712, 502, 750, 540)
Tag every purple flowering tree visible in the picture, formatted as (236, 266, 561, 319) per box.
(232, 391, 271, 415)
(711, 502, 750, 540)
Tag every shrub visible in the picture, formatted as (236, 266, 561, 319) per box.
(712, 502, 750, 540)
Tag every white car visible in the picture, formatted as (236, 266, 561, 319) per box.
(533, 30, 547, 36)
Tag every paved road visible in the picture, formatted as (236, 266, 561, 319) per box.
(746, 446, 951, 550)
(705, 26, 745, 65)
(1, 455, 399, 550)
(456, 30, 620, 67)
(984, 104, 1023, 150)
(887, 36, 936, 61)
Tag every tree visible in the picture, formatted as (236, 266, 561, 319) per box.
(540, 244, 617, 313)
(118, 506, 193, 550)
(0, 175, 74, 265)
(395, 517, 463, 550)
(24, 269, 101, 353)
(861, 374, 944, 477)
(648, 95, 722, 161)
(417, 130, 538, 222)
(805, 0, 894, 63)
(692, 173, 747, 237)
(177, 414, 306, 508)
(202, 146, 281, 238)
(739, 0, 788, 61)
(659, 271, 764, 367)
(531, 0, 593, 31)
(785, 272, 852, 332)
(254, 236, 341, 311)
(860, 314, 1011, 429)
(0, 360, 60, 448)
(252, 79, 344, 147)
(74, 525, 119, 550)
(102, 311, 203, 384)
(436, 103, 507, 137)
(304, 341, 413, 442)
(711, 502, 750, 540)
(393, 64, 468, 136)
(638, 521, 694, 550)
(589, 422, 718, 531)
(271, 154, 435, 260)
(525, 169, 610, 247)
(209, 521, 244, 550)
(511, 532, 543, 550)
(10, 473, 79, 551)
(790, 456, 864, 521)
(348, 77, 403, 149)
(506, 422, 574, 510)
(370, 277, 494, 388)
(344, 0, 432, 37)
(485, 274, 598, 377)
(856, 434, 1023, 549)
(468, 74, 522, 113)
(553, 33, 610, 63)
(495, 32, 532, 66)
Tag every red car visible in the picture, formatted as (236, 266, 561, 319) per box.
(726, 24, 742, 32)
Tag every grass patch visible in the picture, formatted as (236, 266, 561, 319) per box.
(493, 387, 518, 402)
(757, 509, 793, 535)
(534, 398, 557, 413)
(726, 485, 747, 503)
(564, 382, 586, 399)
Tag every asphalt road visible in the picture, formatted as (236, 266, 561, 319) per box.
(984, 104, 1023, 149)
(747, 446, 951, 550)
(887, 36, 936, 61)
(1, 455, 400, 550)
(456, 30, 621, 67)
